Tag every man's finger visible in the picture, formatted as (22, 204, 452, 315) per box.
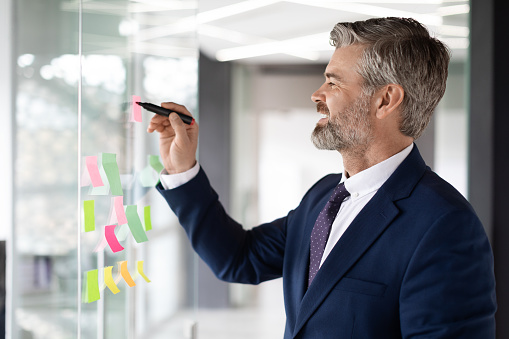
(169, 113, 190, 142)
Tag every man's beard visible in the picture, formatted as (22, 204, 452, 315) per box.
(311, 94, 373, 154)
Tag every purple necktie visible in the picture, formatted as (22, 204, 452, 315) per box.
(308, 182, 350, 287)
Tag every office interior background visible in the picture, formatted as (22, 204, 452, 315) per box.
(0, 0, 508, 338)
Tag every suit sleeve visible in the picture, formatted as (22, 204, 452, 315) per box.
(399, 210, 497, 338)
(157, 167, 287, 284)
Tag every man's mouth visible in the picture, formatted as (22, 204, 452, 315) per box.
(316, 103, 330, 124)
(316, 102, 330, 116)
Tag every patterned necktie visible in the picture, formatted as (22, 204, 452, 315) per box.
(308, 182, 350, 287)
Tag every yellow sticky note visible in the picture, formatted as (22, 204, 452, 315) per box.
(137, 260, 151, 283)
(104, 266, 120, 294)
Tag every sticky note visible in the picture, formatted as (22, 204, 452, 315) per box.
(83, 200, 95, 232)
(132, 95, 142, 122)
(149, 155, 164, 173)
(114, 196, 128, 225)
(105, 225, 124, 253)
(139, 165, 157, 187)
(104, 266, 120, 294)
(144, 205, 152, 231)
(126, 205, 148, 243)
(115, 224, 129, 242)
(86, 156, 104, 187)
(93, 232, 107, 252)
(80, 163, 91, 187)
(120, 261, 136, 287)
(84, 269, 100, 303)
(102, 153, 123, 196)
(89, 164, 110, 195)
(137, 261, 151, 283)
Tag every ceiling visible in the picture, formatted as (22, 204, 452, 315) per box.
(196, 0, 470, 64)
(62, 0, 470, 64)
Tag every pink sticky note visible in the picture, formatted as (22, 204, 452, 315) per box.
(132, 95, 142, 122)
(105, 225, 125, 253)
(114, 196, 128, 225)
(86, 156, 104, 187)
(93, 233, 108, 252)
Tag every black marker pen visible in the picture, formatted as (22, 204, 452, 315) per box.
(136, 102, 195, 125)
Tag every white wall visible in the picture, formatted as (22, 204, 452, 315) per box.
(0, 0, 13, 242)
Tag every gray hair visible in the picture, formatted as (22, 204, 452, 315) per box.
(330, 17, 451, 139)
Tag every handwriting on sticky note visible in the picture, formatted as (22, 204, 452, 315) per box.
(126, 205, 148, 243)
(105, 225, 125, 253)
(84, 200, 95, 232)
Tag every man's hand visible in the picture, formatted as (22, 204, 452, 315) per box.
(147, 102, 198, 174)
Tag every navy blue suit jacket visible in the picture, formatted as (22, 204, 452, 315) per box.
(157, 146, 496, 338)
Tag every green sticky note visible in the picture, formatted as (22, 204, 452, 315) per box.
(83, 200, 95, 232)
(84, 269, 100, 303)
(102, 153, 123, 196)
(115, 224, 129, 241)
(139, 165, 157, 187)
(126, 205, 148, 243)
(144, 205, 152, 231)
(149, 155, 164, 173)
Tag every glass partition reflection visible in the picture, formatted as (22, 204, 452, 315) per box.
(13, 1, 199, 338)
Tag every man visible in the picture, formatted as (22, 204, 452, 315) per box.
(148, 17, 496, 338)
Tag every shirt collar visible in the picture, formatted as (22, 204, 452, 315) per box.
(341, 143, 414, 200)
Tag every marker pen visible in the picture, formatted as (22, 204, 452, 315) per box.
(136, 102, 195, 125)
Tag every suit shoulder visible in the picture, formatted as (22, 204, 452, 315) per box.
(411, 168, 476, 216)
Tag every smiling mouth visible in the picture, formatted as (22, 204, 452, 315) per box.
(316, 102, 330, 116)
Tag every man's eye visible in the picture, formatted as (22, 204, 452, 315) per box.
(328, 82, 336, 87)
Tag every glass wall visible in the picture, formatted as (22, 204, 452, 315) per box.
(11, 1, 199, 338)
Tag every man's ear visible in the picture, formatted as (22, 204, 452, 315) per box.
(374, 84, 404, 120)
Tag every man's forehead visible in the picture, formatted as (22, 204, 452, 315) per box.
(324, 46, 364, 79)
(324, 71, 342, 80)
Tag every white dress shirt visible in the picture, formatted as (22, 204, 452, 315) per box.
(320, 143, 413, 267)
(159, 143, 414, 268)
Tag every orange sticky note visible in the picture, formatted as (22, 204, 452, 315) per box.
(120, 261, 136, 287)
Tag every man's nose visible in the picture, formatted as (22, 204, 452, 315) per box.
(311, 83, 326, 103)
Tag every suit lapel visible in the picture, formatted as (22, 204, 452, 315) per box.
(293, 192, 400, 336)
(293, 181, 339, 303)
(292, 144, 427, 337)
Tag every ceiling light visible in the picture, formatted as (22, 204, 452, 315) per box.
(216, 32, 329, 61)
(437, 4, 470, 16)
(434, 24, 469, 37)
(286, 0, 443, 26)
(197, 0, 280, 24)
